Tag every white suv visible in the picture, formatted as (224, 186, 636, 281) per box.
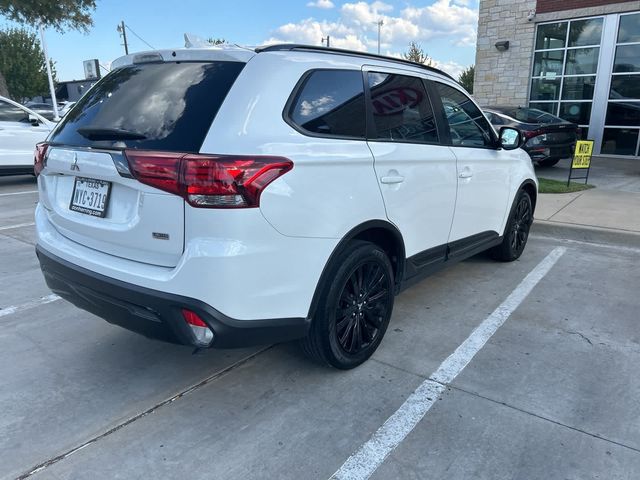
(35, 45, 536, 369)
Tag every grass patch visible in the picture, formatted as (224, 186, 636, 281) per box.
(538, 177, 595, 194)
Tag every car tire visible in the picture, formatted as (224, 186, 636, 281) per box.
(537, 158, 560, 167)
(491, 190, 533, 262)
(301, 241, 394, 369)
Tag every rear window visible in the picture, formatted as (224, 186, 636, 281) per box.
(498, 107, 561, 124)
(49, 61, 245, 152)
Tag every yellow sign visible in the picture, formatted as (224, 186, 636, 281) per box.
(572, 140, 594, 169)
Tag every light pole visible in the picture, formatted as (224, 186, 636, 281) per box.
(38, 25, 60, 121)
(374, 19, 384, 54)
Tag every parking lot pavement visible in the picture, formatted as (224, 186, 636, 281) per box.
(2, 177, 639, 480)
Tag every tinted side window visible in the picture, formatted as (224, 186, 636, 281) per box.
(367, 72, 439, 144)
(0, 100, 29, 122)
(435, 83, 494, 148)
(288, 70, 366, 139)
(49, 61, 245, 152)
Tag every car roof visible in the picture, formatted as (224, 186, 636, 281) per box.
(255, 44, 455, 82)
(111, 44, 456, 84)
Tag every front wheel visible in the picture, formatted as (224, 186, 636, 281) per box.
(301, 241, 394, 369)
(491, 190, 533, 262)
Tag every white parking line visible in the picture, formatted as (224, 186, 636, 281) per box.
(0, 294, 61, 318)
(330, 247, 567, 480)
(0, 222, 35, 231)
(0, 190, 38, 197)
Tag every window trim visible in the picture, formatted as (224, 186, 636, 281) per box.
(363, 70, 442, 146)
(282, 68, 368, 141)
(428, 80, 500, 150)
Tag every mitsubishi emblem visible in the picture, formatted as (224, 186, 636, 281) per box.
(70, 154, 80, 171)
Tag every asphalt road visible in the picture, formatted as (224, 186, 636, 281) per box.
(1, 174, 639, 480)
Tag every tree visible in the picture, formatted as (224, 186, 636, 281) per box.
(0, 0, 96, 97)
(458, 65, 474, 94)
(0, 0, 96, 32)
(403, 41, 433, 66)
(207, 38, 226, 45)
(0, 28, 56, 101)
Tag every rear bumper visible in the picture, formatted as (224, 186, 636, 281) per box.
(36, 246, 310, 348)
(525, 143, 575, 161)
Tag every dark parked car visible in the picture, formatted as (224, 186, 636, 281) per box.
(483, 107, 578, 167)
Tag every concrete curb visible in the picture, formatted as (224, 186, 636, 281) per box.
(531, 219, 640, 248)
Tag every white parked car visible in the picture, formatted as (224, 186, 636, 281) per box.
(35, 45, 537, 369)
(0, 96, 53, 175)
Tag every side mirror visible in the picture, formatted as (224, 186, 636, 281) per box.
(499, 126, 521, 150)
(28, 114, 40, 126)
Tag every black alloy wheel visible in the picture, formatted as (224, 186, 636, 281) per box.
(301, 241, 394, 369)
(335, 261, 390, 355)
(491, 190, 533, 262)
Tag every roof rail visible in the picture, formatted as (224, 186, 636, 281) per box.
(255, 44, 455, 82)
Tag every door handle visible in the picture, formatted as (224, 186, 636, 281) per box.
(380, 175, 405, 184)
(458, 169, 473, 179)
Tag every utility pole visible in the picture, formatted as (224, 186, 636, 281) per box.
(117, 21, 129, 55)
(375, 20, 384, 54)
(322, 35, 330, 48)
(39, 25, 60, 121)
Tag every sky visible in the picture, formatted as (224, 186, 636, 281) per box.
(3, 0, 480, 81)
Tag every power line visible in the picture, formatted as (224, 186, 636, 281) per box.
(125, 24, 156, 50)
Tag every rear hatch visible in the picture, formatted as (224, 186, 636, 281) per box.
(40, 56, 246, 267)
(522, 122, 578, 145)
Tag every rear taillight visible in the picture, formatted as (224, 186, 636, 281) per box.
(34, 142, 49, 177)
(125, 150, 293, 208)
(522, 129, 544, 140)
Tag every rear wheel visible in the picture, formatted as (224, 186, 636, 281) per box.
(537, 158, 560, 167)
(301, 241, 394, 369)
(491, 190, 533, 262)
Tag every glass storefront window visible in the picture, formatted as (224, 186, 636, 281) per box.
(565, 48, 599, 75)
(530, 78, 562, 101)
(560, 102, 592, 124)
(601, 128, 639, 155)
(609, 75, 640, 100)
(536, 23, 567, 50)
(533, 51, 565, 77)
(618, 13, 640, 43)
(613, 44, 640, 73)
(529, 102, 558, 115)
(606, 103, 640, 126)
(569, 18, 604, 47)
(562, 76, 596, 100)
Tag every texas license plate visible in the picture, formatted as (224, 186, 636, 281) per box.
(69, 177, 111, 217)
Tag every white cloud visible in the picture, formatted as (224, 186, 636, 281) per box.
(307, 0, 335, 9)
(264, 0, 478, 62)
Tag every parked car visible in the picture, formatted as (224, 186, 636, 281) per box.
(483, 107, 579, 167)
(0, 96, 54, 176)
(35, 45, 537, 369)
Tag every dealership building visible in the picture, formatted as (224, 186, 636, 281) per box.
(474, 0, 640, 157)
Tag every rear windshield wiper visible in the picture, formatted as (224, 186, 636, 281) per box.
(77, 127, 147, 141)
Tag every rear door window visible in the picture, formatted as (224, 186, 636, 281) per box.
(367, 72, 439, 144)
(49, 61, 245, 152)
(287, 70, 366, 139)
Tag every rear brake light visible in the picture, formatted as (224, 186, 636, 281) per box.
(34, 142, 49, 177)
(522, 129, 543, 140)
(124, 150, 293, 208)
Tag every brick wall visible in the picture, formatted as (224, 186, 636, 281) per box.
(537, 0, 637, 14)
(473, 0, 537, 107)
